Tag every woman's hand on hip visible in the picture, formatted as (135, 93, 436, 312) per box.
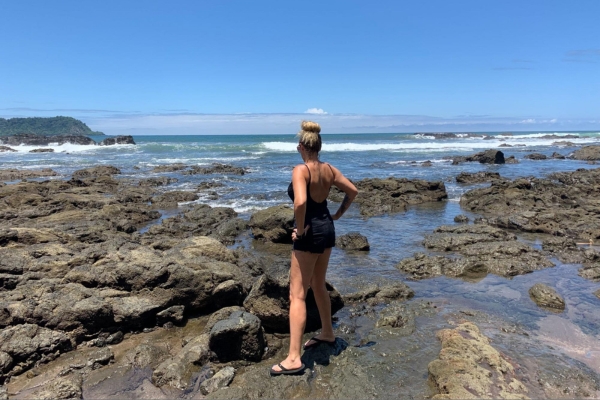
(292, 225, 310, 241)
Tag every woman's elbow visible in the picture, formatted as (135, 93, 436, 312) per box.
(348, 187, 358, 200)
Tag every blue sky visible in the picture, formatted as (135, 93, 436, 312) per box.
(1, 0, 599, 134)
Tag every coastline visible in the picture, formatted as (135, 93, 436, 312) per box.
(0, 137, 599, 398)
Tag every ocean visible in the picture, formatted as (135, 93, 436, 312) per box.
(2, 131, 600, 328)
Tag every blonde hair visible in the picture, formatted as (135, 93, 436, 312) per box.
(296, 121, 322, 153)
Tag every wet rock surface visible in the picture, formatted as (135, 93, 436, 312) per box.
(98, 135, 135, 146)
(450, 149, 505, 165)
(396, 224, 554, 280)
(460, 168, 600, 241)
(529, 283, 565, 311)
(330, 177, 447, 217)
(428, 322, 528, 399)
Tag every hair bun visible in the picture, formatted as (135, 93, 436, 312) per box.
(301, 120, 321, 134)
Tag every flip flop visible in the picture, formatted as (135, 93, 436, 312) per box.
(303, 336, 336, 350)
(270, 362, 306, 376)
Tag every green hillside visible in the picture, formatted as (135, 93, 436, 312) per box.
(0, 116, 104, 136)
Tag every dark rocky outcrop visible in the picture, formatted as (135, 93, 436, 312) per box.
(330, 177, 447, 217)
(460, 168, 600, 241)
(335, 232, 370, 251)
(29, 148, 55, 153)
(451, 149, 505, 165)
(183, 163, 247, 176)
(208, 310, 265, 362)
(138, 177, 179, 187)
(0, 146, 16, 152)
(456, 171, 503, 184)
(396, 224, 554, 280)
(72, 165, 121, 179)
(551, 152, 566, 159)
(0, 134, 96, 146)
(524, 153, 547, 160)
(98, 135, 135, 146)
(529, 283, 565, 310)
(569, 145, 600, 161)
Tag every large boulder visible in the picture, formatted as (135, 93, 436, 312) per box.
(208, 310, 265, 362)
(343, 282, 414, 305)
(249, 204, 294, 243)
(452, 149, 505, 164)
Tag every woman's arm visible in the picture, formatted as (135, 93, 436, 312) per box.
(329, 164, 358, 220)
(292, 165, 309, 236)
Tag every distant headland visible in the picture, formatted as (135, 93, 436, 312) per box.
(0, 116, 104, 137)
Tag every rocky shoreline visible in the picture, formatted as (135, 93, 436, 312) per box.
(1, 152, 600, 398)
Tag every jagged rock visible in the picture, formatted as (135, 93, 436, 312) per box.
(128, 343, 169, 369)
(343, 282, 414, 305)
(208, 310, 265, 362)
(454, 214, 469, 223)
(397, 225, 554, 280)
(452, 149, 505, 165)
(421, 161, 433, 167)
(182, 163, 247, 175)
(0, 146, 16, 152)
(335, 232, 370, 251)
(151, 190, 199, 206)
(106, 331, 123, 345)
(551, 152, 566, 159)
(331, 177, 447, 217)
(505, 155, 519, 164)
(0, 324, 72, 383)
(569, 145, 600, 161)
(529, 283, 565, 310)
(460, 168, 600, 241)
(0, 134, 95, 146)
(72, 166, 121, 179)
(524, 153, 547, 160)
(428, 322, 528, 399)
(152, 334, 213, 389)
(0, 168, 58, 181)
(152, 163, 187, 173)
(98, 135, 135, 145)
(156, 305, 185, 326)
(138, 177, 179, 186)
(31, 374, 83, 400)
(29, 148, 54, 153)
(200, 366, 235, 395)
(456, 172, 503, 184)
(249, 204, 294, 243)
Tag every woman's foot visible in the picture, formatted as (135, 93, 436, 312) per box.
(303, 334, 336, 349)
(270, 357, 305, 376)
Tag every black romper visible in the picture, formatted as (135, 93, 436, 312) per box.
(287, 164, 336, 254)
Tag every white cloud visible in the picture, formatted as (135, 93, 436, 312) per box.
(305, 108, 327, 115)
(520, 118, 536, 124)
(549, 118, 557, 123)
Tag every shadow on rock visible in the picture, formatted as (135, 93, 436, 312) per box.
(301, 337, 348, 369)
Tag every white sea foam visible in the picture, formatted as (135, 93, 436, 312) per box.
(0, 143, 135, 154)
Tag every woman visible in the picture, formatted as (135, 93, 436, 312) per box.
(270, 121, 358, 376)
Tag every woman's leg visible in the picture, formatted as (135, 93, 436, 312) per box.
(304, 248, 335, 346)
(272, 249, 319, 372)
